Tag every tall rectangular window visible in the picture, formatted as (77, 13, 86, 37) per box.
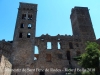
(69, 42, 73, 49)
(66, 51, 71, 60)
(19, 33, 22, 38)
(34, 46, 39, 54)
(47, 42, 52, 49)
(57, 42, 61, 49)
(20, 23, 24, 28)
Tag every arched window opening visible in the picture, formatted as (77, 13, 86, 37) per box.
(28, 24, 32, 29)
(58, 38, 60, 40)
(76, 51, 81, 56)
(34, 57, 37, 60)
(27, 33, 31, 38)
(22, 14, 26, 19)
(28, 14, 32, 20)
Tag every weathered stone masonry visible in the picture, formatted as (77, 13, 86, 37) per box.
(0, 2, 100, 75)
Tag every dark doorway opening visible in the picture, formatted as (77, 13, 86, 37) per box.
(69, 42, 73, 49)
(39, 70, 45, 75)
(66, 51, 71, 60)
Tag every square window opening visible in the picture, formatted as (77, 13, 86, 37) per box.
(47, 42, 52, 49)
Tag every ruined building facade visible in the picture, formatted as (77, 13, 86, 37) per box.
(0, 2, 100, 75)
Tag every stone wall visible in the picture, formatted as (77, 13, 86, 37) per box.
(33, 34, 83, 75)
(0, 2, 99, 75)
(0, 55, 12, 75)
(0, 40, 12, 60)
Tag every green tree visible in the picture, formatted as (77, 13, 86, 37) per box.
(79, 41, 100, 75)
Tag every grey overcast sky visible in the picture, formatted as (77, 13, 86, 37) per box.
(0, 0, 100, 41)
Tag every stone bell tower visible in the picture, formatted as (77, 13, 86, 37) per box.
(70, 7, 96, 42)
(11, 2, 37, 75)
